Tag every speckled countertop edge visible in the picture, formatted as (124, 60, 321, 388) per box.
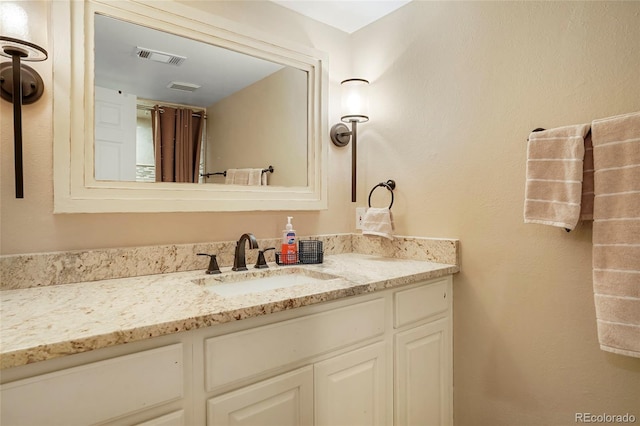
(0, 253, 458, 370)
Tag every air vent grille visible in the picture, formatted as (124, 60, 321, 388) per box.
(134, 47, 186, 66)
(167, 81, 201, 92)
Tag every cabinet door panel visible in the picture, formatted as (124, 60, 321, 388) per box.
(395, 319, 451, 426)
(207, 366, 313, 426)
(315, 342, 387, 426)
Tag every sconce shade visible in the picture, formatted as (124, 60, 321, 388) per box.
(0, 36, 48, 61)
(0, 2, 47, 61)
(340, 78, 369, 123)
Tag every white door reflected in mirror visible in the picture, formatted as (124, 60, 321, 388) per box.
(94, 86, 137, 181)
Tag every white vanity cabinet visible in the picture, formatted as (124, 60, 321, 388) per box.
(203, 343, 387, 426)
(197, 275, 452, 426)
(197, 295, 388, 426)
(0, 275, 452, 426)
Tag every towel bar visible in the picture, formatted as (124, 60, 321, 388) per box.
(527, 128, 546, 141)
(201, 165, 274, 178)
(368, 180, 396, 209)
(527, 127, 591, 141)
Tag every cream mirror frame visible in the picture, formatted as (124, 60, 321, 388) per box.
(52, 0, 328, 213)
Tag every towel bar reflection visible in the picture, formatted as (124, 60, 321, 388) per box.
(201, 165, 274, 179)
(368, 180, 396, 209)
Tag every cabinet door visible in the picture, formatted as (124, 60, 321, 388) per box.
(395, 318, 452, 426)
(314, 342, 387, 426)
(207, 366, 313, 426)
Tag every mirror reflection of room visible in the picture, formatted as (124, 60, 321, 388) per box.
(93, 14, 308, 187)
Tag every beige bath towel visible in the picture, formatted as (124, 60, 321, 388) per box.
(524, 124, 591, 230)
(362, 207, 394, 240)
(225, 168, 266, 186)
(592, 111, 640, 358)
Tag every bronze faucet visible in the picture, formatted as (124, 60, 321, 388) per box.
(232, 233, 259, 271)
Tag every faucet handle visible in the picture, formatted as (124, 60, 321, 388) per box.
(254, 247, 276, 269)
(197, 253, 221, 275)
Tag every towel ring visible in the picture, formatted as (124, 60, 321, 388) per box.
(368, 180, 396, 209)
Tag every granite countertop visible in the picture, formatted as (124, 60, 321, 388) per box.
(0, 253, 458, 370)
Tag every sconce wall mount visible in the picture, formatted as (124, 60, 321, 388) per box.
(1, 35, 48, 199)
(0, 62, 45, 104)
(329, 122, 351, 147)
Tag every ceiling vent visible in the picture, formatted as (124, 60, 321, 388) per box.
(167, 81, 201, 92)
(134, 47, 186, 66)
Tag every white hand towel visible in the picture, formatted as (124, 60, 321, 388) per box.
(247, 169, 264, 186)
(225, 169, 244, 185)
(225, 168, 265, 186)
(362, 207, 394, 240)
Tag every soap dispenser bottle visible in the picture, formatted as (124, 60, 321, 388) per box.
(281, 216, 297, 264)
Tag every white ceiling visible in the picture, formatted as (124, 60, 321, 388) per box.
(272, 0, 411, 34)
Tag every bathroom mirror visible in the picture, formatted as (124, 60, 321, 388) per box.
(53, 0, 328, 213)
(94, 14, 308, 187)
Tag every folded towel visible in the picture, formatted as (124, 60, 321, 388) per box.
(247, 169, 265, 186)
(362, 207, 394, 240)
(524, 124, 591, 230)
(225, 168, 266, 186)
(591, 111, 640, 358)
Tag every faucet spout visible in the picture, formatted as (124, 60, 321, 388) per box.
(232, 233, 259, 271)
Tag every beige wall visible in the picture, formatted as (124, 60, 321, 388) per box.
(206, 67, 307, 186)
(2, 1, 639, 424)
(0, 1, 352, 254)
(351, 1, 640, 425)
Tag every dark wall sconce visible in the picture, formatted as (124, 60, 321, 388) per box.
(1, 27, 48, 198)
(330, 78, 369, 202)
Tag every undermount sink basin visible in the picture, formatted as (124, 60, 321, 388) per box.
(193, 267, 340, 297)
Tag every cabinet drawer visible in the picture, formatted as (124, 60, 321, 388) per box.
(394, 278, 449, 328)
(0, 344, 183, 426)
(205, 298, 385, 391)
